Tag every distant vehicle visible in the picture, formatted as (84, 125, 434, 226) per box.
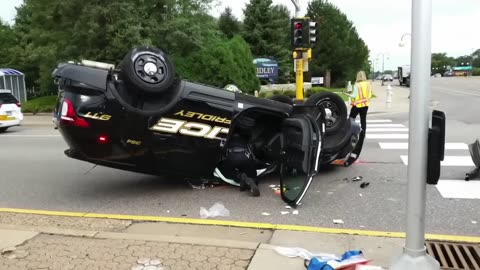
(376, 76, 383, 80)
(443, 71, 454, 77)
(0, 90, 23, 132)
(432, 73, 442, 78)
(398, 65, 411, 87)
(382, 75, 393, 81)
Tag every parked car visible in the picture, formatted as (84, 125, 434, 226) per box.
(52, 46, 364, 207)
(0, 90, 23, 132)
(443, 71, 454, 77)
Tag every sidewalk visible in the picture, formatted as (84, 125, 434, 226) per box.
(0, 212, 403, 270)
(367, 81, 410, 115)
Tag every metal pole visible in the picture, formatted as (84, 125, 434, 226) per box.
(290, 0, 301, 17)
(390, 0, 439, 268)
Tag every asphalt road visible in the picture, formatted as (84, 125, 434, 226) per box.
(0, 77, 479, 237)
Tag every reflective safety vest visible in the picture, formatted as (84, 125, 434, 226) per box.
(351, 81, 372, 108)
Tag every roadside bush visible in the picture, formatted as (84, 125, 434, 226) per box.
(473, 68, 480, 76)
(22, 95, 57, 113)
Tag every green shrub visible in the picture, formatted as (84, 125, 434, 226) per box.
(22, 95, 57, 113)
(473, 68, 480, 76)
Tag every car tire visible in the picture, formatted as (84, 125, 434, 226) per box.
(305, 92, 347, 135)
(270, 94, 293, 105)
(120, 46, 176, 94)
(0, 127, 8, 133)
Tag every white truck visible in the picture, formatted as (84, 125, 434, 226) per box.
(398, 65, 411, 87)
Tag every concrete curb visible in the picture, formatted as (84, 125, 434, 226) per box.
(0, 223, 259, 250)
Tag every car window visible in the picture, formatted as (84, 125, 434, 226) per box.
(0, 93, 19, 105)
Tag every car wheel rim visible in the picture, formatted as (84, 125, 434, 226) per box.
(315, 99, 340, 130)
(134, 54, 167, 84)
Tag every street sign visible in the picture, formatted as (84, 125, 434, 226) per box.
(311, 77, 324, 85)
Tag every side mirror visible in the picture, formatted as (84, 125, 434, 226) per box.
(427, 110, 446, 185)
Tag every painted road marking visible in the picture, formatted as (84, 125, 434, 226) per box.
(0, 135, 61, 137)
(380, 143, 468, 150)
(0, 207, 479, 243)
(401, 155, 474, 166)
(356, 119, 393, 123)
(367, 134, 409, 139)
(368, 128, 409, 132)
(367, 124, 406, 128)
(436, 180, 480, 199)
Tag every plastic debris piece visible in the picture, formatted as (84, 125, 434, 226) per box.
(359, 193, 363, 197)
(352, 176, 363, 182)
(281, 211, 289, 215)
(200, 202, 230, 219)
(166, 210, 170, 214)
(360, 182, 370, 188)
(274, 247, 338, 261)
(150, 259, 161, 266)
(333, 219, 345, 224)
(262, 212, 271, 216)
(138, 258, 151, 265)
(472, 221, 478, 224)
(359, 225, 366, 228)
(292, 210, 299, 215)
(285, 205, 292, 209)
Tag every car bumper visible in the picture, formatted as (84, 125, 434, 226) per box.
(0, 117, 22, 128)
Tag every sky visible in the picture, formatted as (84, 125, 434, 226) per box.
(1, 0, 479, 71)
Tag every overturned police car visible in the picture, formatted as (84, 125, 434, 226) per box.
(52, 47, 364, 207)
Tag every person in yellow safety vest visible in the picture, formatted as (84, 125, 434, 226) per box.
(348, 70, 372, 133)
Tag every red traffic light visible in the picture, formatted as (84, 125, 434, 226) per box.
(295, 23, 302, 29)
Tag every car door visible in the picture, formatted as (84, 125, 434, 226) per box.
(280, 113, 322, 207)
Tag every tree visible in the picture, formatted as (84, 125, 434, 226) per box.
(306, 0, 370, 87)
(242, 0, 292, 83)
(0, 20, 15, 68)
(218, 7, 241, 39)
(472, 49, 480, 68)
(7, 0, 258, 95)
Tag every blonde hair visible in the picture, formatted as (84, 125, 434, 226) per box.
(356, 71, 367, 82)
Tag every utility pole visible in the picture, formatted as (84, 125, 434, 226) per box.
(290, 0, 301, 18)
(390, 0, 440, 268)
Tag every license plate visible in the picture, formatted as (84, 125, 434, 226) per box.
(6, 111, 12, 116)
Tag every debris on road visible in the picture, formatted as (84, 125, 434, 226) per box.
(199, 202, 230, 219)
(285, 205, 292, 209)
(274, 246, 338, 261)
(327, 192, 334, 195)
(262, 212, 271, 216)
(360, 182, 370, 189)
(352, 176, 363, 182)
(333, 219, 345, 225)
(359, 193, 363, 197)
(281, 211, 289, 215)
(292, 210, 299, 215)
(472, 220, 478, 224)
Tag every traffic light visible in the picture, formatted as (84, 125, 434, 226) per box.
(291, 19, 307, 48)
(308, 21, 317, 46)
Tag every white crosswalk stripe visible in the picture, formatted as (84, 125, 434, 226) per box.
(363, 119, 477, 199)
(356, 119, 393, 123)
(368, 128, 409, 132)
(400, 155, 474, 167)
(435, 180, 480, 199)
(367, 124, 406, 128)
(379, 142, 468, 150)
(367, 134, 409, 139)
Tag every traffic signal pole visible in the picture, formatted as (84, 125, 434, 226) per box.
(390, 0, 440, 269)
(295, 52, 304, 100)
